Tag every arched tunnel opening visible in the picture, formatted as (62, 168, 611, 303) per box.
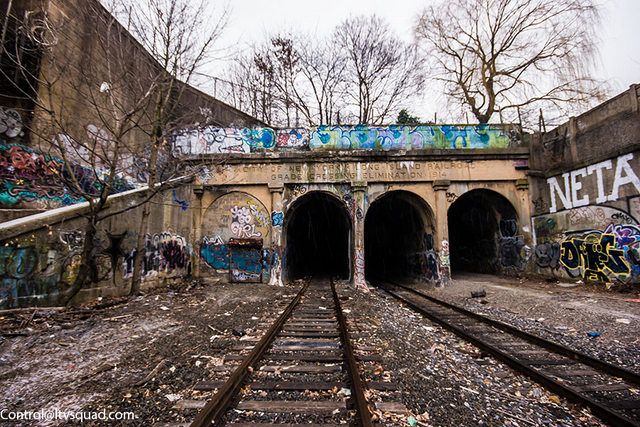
(447, 189, 520, 274)
(284, 192, 351, 281)
(365, 191, 436, 283)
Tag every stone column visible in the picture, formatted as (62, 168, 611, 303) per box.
(432, 180, 451, 285)
(268, 183, 284, 286)
(351, 182, 368, 290)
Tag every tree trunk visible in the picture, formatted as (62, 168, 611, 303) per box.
(130, 131, 161, 296)
(63, 218, 98, 306)
(129, 203, 149, 296)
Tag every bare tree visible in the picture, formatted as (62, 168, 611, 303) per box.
(224, 18, 420, 127)
(415, 0, 606, 126)
(335, 15, 424, 125)
(116, 0, 228, 296)
(1, 0, 162, 304)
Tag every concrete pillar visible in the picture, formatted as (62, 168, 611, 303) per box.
(432, 180, 451, 285)
(268, 183, 284, 286)
(351, 182, 368, 290)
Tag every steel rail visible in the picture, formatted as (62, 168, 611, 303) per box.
(190, 281, 309, 427)
(380, 282, 640, 427)
(387, 281, 640, 387)
(331, 279, 374, 427)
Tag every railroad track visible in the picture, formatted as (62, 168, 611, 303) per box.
(170, 278, 396, 427)
(379, 281, 640, 427)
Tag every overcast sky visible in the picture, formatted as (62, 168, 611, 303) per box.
(202, 0, 640, 123)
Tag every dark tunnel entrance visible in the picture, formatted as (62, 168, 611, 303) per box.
(284, 192, 351, 281)
(447, 189, 520, 274)
(365, 191, 435, 283)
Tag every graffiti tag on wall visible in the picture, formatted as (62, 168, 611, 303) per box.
(0, 143, 135, 209)
(123, 232, 191, 279)
(309, 124, 515, 150)
(172, 124, 518, 155)
(547, 153, 640, 213)
(558, 224, 640, 283)
(0, 107, 23, 139)
(173, 127, 276, 155)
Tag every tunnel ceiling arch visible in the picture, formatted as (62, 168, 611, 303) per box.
(284, 191, 352, 280)
(447, 189, 523, 274)
(364, 190, 436, 283)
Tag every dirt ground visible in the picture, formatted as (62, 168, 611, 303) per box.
(0, 275, 637, 426)
(0, 280, 295, 426)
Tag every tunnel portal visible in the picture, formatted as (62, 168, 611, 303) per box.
(447, 189, 519, 274)
(284, 192, 351, 280)
(364, 191, 435, 283)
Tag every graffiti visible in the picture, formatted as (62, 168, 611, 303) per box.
(534, 242, 561, 269)
(271, 211, 284, 227)
(248, 202, 269, 227)
(268, 251, 283, 286)
(59, 230, 84, 251)
(499, 236, 526, 269)
(230, 245, 262, 283)
(291, 184, 308, 198)
(123, 232, 191, 279)
(172, 124, 517, 156)
(231, 206, 262, 238)
(172, 190, 189, 211)
(446, 192, 458, 203)
(356, 207, 364, 221)
(0, 242, 92, 308)
(439, 240, 451, 286)
(199, 238, 229, 270)
(276, 129, 309, 148)
(547, 154, 640, 213)
(500, 219, 518, 238)
(418, 234, 439, 281)
(554, 224, 640, 283)
(172, 127, 276, 155)
(533, 206, 638, 239)
(532, 197, 547, 213)
(201, 193, 270, 244)
(354, 249, 367, 290)
(309, 124, 515, 150)
(560, 231, 628, 282)
(497, 219, 526, 270)
(0, 107, 23, 138)
(0, 143, 134, 209)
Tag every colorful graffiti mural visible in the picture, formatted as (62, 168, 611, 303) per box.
(229, 243, 262, 283)
(271, 211, 284, 227)
(557, 224, 640, 283)
(123, 232, 191, 279)
(172, 124, 519, 155)
(309, 124, 515, 150)
(276, 129, 309, 149)
(199, 236, 229, 270)
(172, 127, 276, 155)
(0, 143, 135, 209)
(201, 193, 271, 245)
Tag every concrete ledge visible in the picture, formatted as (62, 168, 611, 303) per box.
(0, 176, 192, 242)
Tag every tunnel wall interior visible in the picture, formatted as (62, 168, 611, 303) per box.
(447, 190, 523, 274)
(364, 191, 436, 283)
(284, 192, 351, 281)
